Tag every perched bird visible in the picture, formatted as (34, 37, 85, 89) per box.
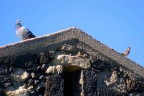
(15, 20, 35, 40)
(123, 47, 131, 57)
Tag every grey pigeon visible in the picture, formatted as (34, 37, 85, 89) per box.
(123, 47, 131, 57)
(15, 20, 35, 40)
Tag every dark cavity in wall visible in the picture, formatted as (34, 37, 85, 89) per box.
(63, 70, 81, 96)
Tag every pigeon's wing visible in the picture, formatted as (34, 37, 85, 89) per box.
(21, 27, 35, 40)
(124, 48, 130, 56)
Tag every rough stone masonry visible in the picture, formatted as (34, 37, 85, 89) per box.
(0, 27, 144, 96)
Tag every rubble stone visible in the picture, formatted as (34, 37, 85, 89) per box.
(0, 28, 144, 96)
(44, 75, 64, 96)
(10, 68, 29, 82)
(4, 85, 29, 96)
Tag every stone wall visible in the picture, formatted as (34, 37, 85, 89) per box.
(0, 28, 144, 96)
(0, 42, 144, 96)
(0, 27, 144, 78)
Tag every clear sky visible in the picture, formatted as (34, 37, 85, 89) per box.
(0, 1, 144, 66)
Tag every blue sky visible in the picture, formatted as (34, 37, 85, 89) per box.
(0, 1, 144, 66)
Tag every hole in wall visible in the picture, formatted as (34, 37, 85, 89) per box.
(63, 70, 82, 96)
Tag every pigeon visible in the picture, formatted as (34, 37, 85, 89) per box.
(123, 47, 131, 57)
(15, 20, 35, 40)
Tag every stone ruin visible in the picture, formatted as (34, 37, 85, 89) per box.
(0, 27, 144, 96)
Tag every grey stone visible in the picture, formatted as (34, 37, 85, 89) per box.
(34, 80, 40, 86)
(36, 81, 45, 93)
(0, 65, 8, 75)
(45, 65, 63, 74)
(52, 53, 91, 71)
(44, 75, 64, 96)
(39, 75, 44, 80)
(4, 85, 29, 96)
(31, 72, 35, 79)
(57, 43, 80, 52)
(26, 79, 34, 87)
(3, 82, 12, 87)
(27, 86, 35, 94)
(10, 68, 29, 82)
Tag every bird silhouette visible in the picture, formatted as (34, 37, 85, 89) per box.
(15, 20, 35, 40)
(123, 47, 131, 57)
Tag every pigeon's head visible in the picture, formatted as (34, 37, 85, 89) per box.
(16, 20, 22, 28)
(16, 20, 21, 25)
(128, 47, 131, 49)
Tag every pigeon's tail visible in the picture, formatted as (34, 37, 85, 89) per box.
(25, 31, 35, 39)
(28, 33, 35, 38)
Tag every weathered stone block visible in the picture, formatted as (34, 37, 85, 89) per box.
(44, 75, 64, 96)
(82, 69, 97, 96)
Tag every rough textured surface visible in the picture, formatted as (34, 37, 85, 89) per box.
(83, 69, 97, 96)
(44, 75, 64, 96)
(4, 86, 29, 96)
(10, 68, 29, 82)
(0, 27, 144, 78)
(0, 27, 144, 96)
(52, 53, 91, 69)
